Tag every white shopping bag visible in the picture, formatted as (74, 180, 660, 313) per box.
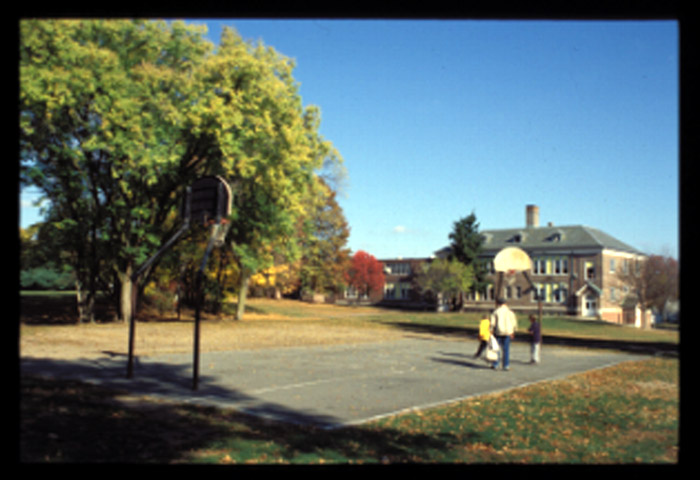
(485, 336, 499, 362)
(489, 335, 500, 351)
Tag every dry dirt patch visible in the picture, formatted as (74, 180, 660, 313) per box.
(20, 300, 405, 360)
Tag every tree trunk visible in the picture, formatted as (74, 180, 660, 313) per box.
(642, 305, 652, 330)
(119, 265, 134, 323)
(75, 279, 85, 324)
(85, 290, 95, 323)
(75, 277, 95, 323)
(235, 272, 250, 321)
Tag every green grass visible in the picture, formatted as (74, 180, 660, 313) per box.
(20, 357, 678, 464)
(20, 290, 77, 297)
(342, 308, 678, 356)
(371, 357, 679, 464)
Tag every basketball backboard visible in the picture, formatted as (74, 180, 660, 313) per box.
(189, 176, 232, 224)
(493, 246, 532, 273)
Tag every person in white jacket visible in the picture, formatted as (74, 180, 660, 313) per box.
(490, 298, 518, 370)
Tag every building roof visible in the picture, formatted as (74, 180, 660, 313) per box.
(438, 225, 645, 257)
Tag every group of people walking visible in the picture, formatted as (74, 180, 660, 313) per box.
(474, 298, 541, 370)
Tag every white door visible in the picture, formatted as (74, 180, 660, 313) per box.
(584, 295, 597, 317)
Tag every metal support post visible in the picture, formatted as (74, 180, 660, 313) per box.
(127, 188, 191, 379)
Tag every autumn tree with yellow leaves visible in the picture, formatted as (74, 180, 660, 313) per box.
(20, 19, 344, 322)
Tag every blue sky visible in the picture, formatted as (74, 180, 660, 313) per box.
(20, 19, 679, 259)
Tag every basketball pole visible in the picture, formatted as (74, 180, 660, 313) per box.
(494, 271, 504, 308)
(522, 270, 542, 324)
(192, 182, 226, 391)
(125, 177, 232, 387)
(127, 188, 191, 379)
(192, 222, 221, 391)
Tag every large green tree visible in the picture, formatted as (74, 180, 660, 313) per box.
(416, 258, 474, 312)
(21, 19, 211, 321)
(20, 20, 342, 322)
(198, 29, 343, 320)
(297, 181, 351, 297)
(448, 212, 489, 300)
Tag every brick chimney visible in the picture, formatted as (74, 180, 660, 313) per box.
(526, 205, 539, 228)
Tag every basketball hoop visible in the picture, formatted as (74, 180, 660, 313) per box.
(211, 220, 231, 248)
(493, 247, 533, 307)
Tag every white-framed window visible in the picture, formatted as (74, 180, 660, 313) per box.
(553, 257, 569, 275)
(384, 283, 396, 299)
(553, 284, 568, 303)
(609, 259, 616, 273)
(533, 258, 546, 275)
(346, 286, 367, 299)
(585, 261, 595, 280)
(387, 263, 411, 276)
(399, 282, 411, 300)
(532, 283, 545, 302)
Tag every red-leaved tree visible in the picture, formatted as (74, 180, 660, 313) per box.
(346, 250, 385, 299)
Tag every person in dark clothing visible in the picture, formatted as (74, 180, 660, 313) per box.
(528, 314, 541, 364)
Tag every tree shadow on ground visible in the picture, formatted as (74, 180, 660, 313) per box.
(20, 294, 117, 325)
(20, 358, 462, 464)
(20, 374, 232, 463)
(20, 374, 461, 464)
(535, 333, 678, 357)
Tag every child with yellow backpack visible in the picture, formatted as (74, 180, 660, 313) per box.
(474, 316, 500, 364)
(474, 317, 491, 358)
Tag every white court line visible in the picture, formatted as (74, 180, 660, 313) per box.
(247, 367, 417, 395)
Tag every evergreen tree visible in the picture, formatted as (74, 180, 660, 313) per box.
(448, 212, 490, 297)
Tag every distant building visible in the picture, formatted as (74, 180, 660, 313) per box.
(368, 205, 651, 325)
(379, 257, 432, 308)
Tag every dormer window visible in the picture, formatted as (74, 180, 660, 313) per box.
(508, 233, 522, 243)
(545, 231, 564, 242)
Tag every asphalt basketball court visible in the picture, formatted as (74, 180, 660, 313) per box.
(21, 335, 646, 429)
